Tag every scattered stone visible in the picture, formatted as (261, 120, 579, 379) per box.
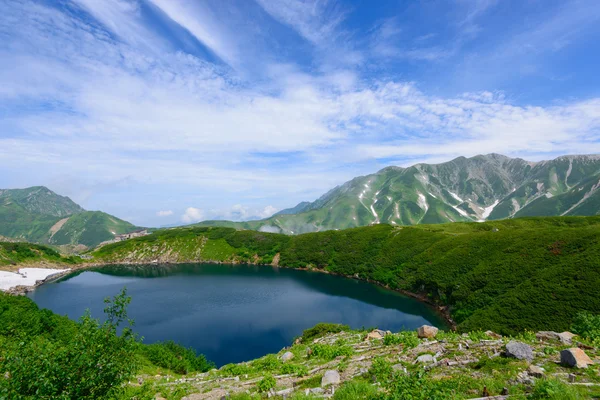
(307, 348, 313, 356)
(417, 325, 439, 339)
(321, 370, 341, 387)
(306, 387, 324, 395)
(535, 331, 560, 342)
(234, 376, 239, 382)
(558, 332, 576, 345)
(276, 388, 294, 396)
(294, 338, 302, 345)
(4, 372, 10, 379)
(366, 329, 388, 340)
(392, 363, 406, 372)
(281, 351, 294, 362)
(505, 341, 534, 362)
(527, 365, 544, 378)
(485, 330, 502, 339)
(416, 354, 436, 364)
(569, 373, 577, 383)
(560, 348, 594, 369)
(516, 371, 534, 385)
(501, 387, 509, 395)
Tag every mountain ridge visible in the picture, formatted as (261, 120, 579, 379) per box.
(0, 186, 139, 247)
(195, 153, 600, 234)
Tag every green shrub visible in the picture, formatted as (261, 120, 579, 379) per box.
(257, 374, 276, 392)
(221, 363, 253, 376)
(383, 331, 420, 349)
(0, 289, 138, 399)
(310, 343, 354, 360)
(141, 340, 214, 374)
(252, 354, 281, 371)
(281, 363, 308, 377)
(301, 323, 350, 342)
(571, 312, 600, 343)
(333, 381, 378, 400)
(530, 378, 586, 400)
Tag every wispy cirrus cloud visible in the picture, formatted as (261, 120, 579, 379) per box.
(1, 0, 600, 226)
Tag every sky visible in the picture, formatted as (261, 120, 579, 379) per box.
(1, 0, 600, 227)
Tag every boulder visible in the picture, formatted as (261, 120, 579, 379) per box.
(535, 331, 560, 342)
(558, 332, 576, 345)
(321, 370, 340, 387)
(505, 341, 534, 362)
(416, 354, 436, 364)
(560, 348, 594, 369)
(485, 330, 502, 339)
(527, 365, 545, 378)
(417, 325, 439, 339)
(281, 351, 294, 362)
(366, 329, 388, 340)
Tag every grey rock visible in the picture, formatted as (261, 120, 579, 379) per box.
(416, 354, 436, 364)
(281, 351, 294, 362)
(309, 387, 325, 394)
(558, 332, 576, 345)
(321, 370, 341, 387)
(276, 388, 294, 396)
(535, 331, 560, 342)
(505, 341, 534, 362)
(528, 365, 544, 378)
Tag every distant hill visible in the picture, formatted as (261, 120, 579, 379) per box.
(0, 187, 139, 247)
(194, 153, 600, 233)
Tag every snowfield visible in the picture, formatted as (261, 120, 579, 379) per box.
(0, 268, 69, 291)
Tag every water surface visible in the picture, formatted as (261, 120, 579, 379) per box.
(29, 264, 446, 366)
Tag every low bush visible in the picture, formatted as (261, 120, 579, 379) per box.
(571, 312, 600, 343)
(141, 341, 214, 374)
(301, 323, 350, 342)
(257, 374, 276, 392)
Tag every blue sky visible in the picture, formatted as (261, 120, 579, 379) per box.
(1, 0, 600, 227)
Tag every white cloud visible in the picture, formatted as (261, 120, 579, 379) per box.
(181, 207, 205, 223)
(259, 205, 278, 219)
(156, 210, 173, 217)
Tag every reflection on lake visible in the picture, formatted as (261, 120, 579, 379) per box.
(29, 264, 446, 366)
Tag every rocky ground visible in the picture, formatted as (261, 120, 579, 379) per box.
(131, 326, 600, 400)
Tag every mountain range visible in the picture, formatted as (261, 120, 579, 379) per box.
(198, 153, 600, 234)
(3, 153, 600, 246)
(0, 186, 139, 247)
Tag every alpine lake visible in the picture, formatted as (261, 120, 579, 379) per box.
(28, 263, 447, 366)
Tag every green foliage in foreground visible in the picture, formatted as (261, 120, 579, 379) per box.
(92, 216, 600, 334)
(571, 312, 600, 344)
(0, 290, 213, 399)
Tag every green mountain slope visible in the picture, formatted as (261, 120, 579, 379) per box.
(0, 187, 139, 247)
(92, 216, 600, 334)
(197, 154, 600, 234)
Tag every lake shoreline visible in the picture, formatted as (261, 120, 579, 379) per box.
(9, 259, 456, 330)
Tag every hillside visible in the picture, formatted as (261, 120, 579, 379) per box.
(92, 216, 600, 335)
(0, 242, 81, 270)
(0, 186, 140, 247)
(195, 154, 600, 234)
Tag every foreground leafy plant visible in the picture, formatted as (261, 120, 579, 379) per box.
(0, 288, 138, 399)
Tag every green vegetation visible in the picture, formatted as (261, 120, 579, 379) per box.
(571, 312, 600, 345)
(0, 242, 81, 267)
(300, 323, 350, 342)
(0, 289, 214, 399)
(92, 216, 600, 334)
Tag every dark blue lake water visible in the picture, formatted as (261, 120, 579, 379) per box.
(28, 264, 446, 366)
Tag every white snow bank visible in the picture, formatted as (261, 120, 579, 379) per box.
(478, 200, 500, 222)
(0, 268, 69, 291)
